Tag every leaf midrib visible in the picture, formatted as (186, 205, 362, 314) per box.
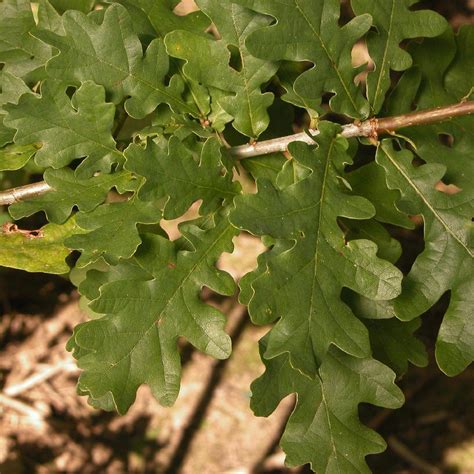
(50, 16, 197, 116)
(382, 144, 474, 258)
(105, 221, 233, 369)
(306, 139, 333, 369)
(294, 0, 359, 114)
(319, 381, 342, 473)
(371, 0, 396, 111)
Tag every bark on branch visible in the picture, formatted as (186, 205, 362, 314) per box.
(230, 100, 474, 158)
(0, 181, 52, 206)
(1, 100, 473, 206)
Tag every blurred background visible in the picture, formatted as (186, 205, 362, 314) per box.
(1, 1, 473, 473)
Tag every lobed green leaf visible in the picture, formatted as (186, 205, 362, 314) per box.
(166, 0, 279, 137)
(251, 337, 404, 472)
(231, 123, 403, 376)
(4, 81, 122, 177)
(231, 0, 371, 118)
(351, 0, 447, 113)
(35, 4, 200, 118)
(377, 140, 474, 376)
(68, 215, 237, 413)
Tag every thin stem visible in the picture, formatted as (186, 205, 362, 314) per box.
(1, 100, 473, 206)
(376, 100, 474, 132)
(230, 100, 474, 159)
(0, 181, 52, 206)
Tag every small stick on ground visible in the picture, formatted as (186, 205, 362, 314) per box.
(0, 393, 46, 427)
(368, 370, 437, 430)
(388, 436, 442, 474)
(251, 397, 296, 474)
(4, 360, 78, 397)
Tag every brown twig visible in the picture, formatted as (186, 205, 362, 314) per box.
(230, 100, 474, 159)
(388, 436, 442, 474)
(1, 100, 473, 206)
(0, 180, 52, 206)
(375, 100, 474, 134)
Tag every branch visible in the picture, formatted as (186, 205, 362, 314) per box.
(1, 100, 473, 206)
(0, 181, 52, 206)
(230, 100, 474, 159)
(375, 99, 474, 132)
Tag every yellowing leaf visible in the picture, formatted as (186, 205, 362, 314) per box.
(0, 218, 79, 274)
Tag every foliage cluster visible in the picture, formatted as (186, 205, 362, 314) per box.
(0, 1, 472, 471)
